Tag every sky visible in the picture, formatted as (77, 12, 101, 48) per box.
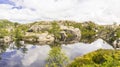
(0, 0, 120, 24)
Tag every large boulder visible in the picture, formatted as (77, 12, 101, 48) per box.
(60, 25, 81, 44)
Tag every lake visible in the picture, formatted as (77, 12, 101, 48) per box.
(0, 39, 113, 67)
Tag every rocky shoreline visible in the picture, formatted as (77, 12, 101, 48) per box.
(0, 20, 120, 49)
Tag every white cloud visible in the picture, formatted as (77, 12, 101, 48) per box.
(0, 0, 120, 24)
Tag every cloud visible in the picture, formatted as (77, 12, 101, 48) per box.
(0, 0, 120, 24)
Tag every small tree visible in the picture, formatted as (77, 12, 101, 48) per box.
(48, 22, 61, 44)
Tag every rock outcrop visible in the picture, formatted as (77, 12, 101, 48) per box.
(24, 32, 54, 45)
(30, 25, 51, 32)
(0, 36, 12, 43)
(59, 25, 81, 44)
(37, 32, 54, 45)
(24, 25, 81, 45)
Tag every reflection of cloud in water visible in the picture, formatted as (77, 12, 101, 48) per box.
(0, 39, 113, 67)
(22, 45, 50, 67)
(62, 39, 113, 60)
(0, 45, 51, 67)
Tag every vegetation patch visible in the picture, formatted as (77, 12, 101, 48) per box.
(67, 49, 120, 67)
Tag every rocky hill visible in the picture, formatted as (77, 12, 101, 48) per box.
(0, 20, 120, 48)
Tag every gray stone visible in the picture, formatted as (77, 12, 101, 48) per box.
(113, 38, 120, 49)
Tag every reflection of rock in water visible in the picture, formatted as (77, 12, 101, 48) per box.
(0, 43, 9, 53)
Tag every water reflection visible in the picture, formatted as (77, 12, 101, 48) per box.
(0, 39, 114, 67)
(0, 41, 28, 60)
(0, 43, 8, 53)
(46, 45, 69, 67)
(0, 43, 9, 60)
(15, 41, 28, 53)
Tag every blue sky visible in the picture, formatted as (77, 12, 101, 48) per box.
(0, 0, 14, 5)
(0, 0, 120, 25)
(0, 0, 23, 9)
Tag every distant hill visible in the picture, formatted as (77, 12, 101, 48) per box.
(0, 19, 14, 28)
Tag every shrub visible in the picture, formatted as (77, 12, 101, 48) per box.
(67, 49, 120, 67)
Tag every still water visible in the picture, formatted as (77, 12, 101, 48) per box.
(0, 39, 113, 67)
